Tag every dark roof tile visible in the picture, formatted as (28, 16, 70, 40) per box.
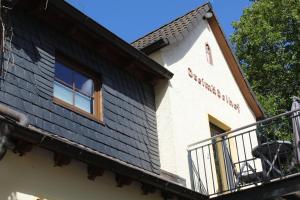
(132, 3, 210, 50)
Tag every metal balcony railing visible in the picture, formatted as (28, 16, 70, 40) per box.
(187, 108, 300, 196)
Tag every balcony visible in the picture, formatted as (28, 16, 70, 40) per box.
(188, 108, 300, 197)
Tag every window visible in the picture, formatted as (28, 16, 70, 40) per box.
(53, 55, 103, 122)
(205, 43, 213, 65)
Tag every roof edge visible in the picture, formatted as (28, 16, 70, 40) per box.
(140, 39, 169, 55)
(131, 2, 211, 52)
(207, 5, 265, 119)
(131, 2, 210, 44)
(54, 0, 174, 79)
(14, 0, 173, 80)
(1, 116, 207, 200)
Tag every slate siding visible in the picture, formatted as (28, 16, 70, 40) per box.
(0, 10, 160, 174)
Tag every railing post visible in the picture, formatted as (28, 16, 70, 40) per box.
(257, 123, 268, 180)
(188, 150, 195, 191)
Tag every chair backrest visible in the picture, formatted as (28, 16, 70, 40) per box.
(222, 141, 237, 189)
(291, 98, 300, 163)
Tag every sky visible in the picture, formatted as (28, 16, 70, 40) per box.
(66, 0, 252, 43)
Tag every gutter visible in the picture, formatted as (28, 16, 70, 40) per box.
(140, 39, 169, 55)
(0, 103, 29, 126)
(0, 115, 207, 200)
(0, 103, 29, 160)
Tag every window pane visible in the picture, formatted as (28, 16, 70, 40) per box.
(55, 61, 73, 86)
(74, 92, 93, 113)
(74, 72, 94, 96)
(54, 81, 73, 105)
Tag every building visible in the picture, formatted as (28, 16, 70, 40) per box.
(132, 4, 300, 199)
(1, 1, 300, 200)
(132, 3, 264, 192)
(0, 0, 204, 199)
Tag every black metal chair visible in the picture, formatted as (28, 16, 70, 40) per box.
(224, 147, 263, 188)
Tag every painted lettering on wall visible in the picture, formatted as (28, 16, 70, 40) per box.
(188, 68, 240, 113)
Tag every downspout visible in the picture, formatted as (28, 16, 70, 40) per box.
(0, 103, 29, 160)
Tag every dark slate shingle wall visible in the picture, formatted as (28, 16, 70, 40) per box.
(0, 10, 160, 174)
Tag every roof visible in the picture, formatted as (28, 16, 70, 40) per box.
(131, 3, 265, 119)
(14, 0, 173, 80)
(132, 3, 211, 51)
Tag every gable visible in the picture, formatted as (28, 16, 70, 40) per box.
(132, 4, 264, 120)
(152, 16, 257, 122)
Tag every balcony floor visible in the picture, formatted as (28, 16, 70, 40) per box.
(211, 173, 300, 200)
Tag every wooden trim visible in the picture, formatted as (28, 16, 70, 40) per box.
(208, 114, 231, 132)
(209, 116, 232, 193)
(94, 79, 104, 122)
(207, 16, 264, 120)
(53, 53, 104, 124)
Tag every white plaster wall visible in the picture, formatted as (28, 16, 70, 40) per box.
(0, 148, 164, 200)
(151, 18, 257, 189)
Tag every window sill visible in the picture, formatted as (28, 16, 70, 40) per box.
(53, 97, 105, 126)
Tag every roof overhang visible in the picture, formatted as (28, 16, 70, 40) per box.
(12, 0, 173, 81)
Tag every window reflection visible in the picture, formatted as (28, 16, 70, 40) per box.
(55, 61, 73, 86)
(54, 59, 94, 114)
(53, 82, 73, 105)
(75, 92, 93, 113)
(74, 72, 94, 96)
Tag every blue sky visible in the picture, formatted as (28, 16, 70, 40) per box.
(66, 0, 252, 43)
